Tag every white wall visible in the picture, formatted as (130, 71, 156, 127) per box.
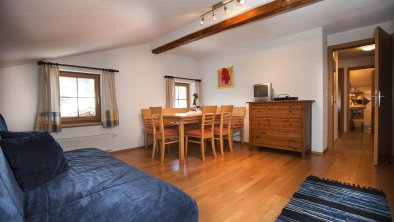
(327, 20, 394, 46)
(0, 44, 199, 151)
(0, 64, 39, 130)
(198, 28, 326, 152)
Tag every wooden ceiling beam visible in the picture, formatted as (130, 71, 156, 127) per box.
(152, 0, 321, 54)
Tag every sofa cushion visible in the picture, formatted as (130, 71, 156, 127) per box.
(24, 148, 198, 222)
(0, 147, 24, 222)
(0, 114, 7, 131)
(0, 131, 40, 140)
(0, 132, 69, 191)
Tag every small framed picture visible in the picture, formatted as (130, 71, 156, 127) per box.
(217, 66, 234, 88)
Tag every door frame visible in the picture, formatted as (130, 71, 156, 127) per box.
(327, 38, 374, 150)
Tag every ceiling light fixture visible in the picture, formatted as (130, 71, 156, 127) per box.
(224, 5, 229, 14)
(200, 16, 205, 25)
(361, 44, 375, 51)
(199, 0, 245, 25)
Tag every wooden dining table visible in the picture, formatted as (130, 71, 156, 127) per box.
(162, 112, 204, 161)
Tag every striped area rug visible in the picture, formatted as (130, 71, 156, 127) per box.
(276, 176, 392, 222)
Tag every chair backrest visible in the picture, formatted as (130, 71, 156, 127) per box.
(220, 105, 234, 130)
(141, 109, 153, 131)
(201, 106, 217, 138)
(232, 107, 246, 127)
(149, 107, 164, 138)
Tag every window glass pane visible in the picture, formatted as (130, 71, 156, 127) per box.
(179, 87, 186, 99)
(78, 78, 95, 97)
(78, 98, 96, 117)
(175, 86, 180, 99)
(61, 98, 78, 117)
(59, 77, 77, 97)
(178, 100, 187, 108)
(175, 100, 179, 108)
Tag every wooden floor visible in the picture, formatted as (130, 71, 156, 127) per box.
(113, 143, 394, 222)
(333, 130, 374, 153)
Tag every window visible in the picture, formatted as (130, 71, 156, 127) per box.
(59, 71, 101, 126)
(175, 83, 190, 108)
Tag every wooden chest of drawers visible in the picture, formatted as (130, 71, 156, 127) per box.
(248, 101, 313, 158)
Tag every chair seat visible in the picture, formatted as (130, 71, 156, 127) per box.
(156, 130, 178, 138)
(231, 124, 243, 129)
(214, 127, 229, 135)
(186, 129, 212, 137)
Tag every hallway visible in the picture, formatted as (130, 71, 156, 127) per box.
(333, 131, 374, 153)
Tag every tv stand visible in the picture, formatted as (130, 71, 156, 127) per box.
(247, 100, 314, 158)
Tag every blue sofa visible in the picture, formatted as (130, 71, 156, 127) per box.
(0, 114, 198, 222)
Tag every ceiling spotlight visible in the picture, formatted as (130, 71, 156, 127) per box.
(361, 44, 375, 51)
(199, 0, 245, 24)
(212, 12, 217, 21)
(200, 17, 205, 25)
(224, 5, 229, 14)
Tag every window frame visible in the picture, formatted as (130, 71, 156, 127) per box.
(59, 71, 101, 127)
(175, 82, 190, 108)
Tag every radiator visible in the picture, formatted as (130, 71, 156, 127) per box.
(56, 134, 115, 152)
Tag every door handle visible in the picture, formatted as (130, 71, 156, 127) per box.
(375, 90, 385, 107)
(378, 91, 385, 107)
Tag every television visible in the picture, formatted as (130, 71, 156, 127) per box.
(253, 83, 272, 101)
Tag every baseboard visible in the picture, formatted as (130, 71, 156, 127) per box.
(311, 147, 328, 155)
(110, 146, 145, 154)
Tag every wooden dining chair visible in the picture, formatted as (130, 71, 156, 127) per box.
(231, 107, 246, 144)
(214, 105, 234, 156)
(141, 109, 153, 149)
(185, 106, 217, 161)
(150, 107, 179, 162)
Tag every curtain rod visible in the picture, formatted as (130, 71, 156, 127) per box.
(164, 75, 201, 82)
(37, 61, 119, 73)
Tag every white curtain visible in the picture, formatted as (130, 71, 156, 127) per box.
(166, 78, 175, 108)
(35, 64, 61, 132)
(102, 71, 119, 128)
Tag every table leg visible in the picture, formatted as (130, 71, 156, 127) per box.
(179, 120, 184, 161)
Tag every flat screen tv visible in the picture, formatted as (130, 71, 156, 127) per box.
(253, 83, 272, 101)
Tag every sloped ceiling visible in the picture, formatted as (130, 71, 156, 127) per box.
(0, 0, 393, 67)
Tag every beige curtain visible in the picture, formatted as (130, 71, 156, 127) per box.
(102, 71, 119, 128)
(166, 78, 175, 108)
(195, 80, 201, 105)
(35, 64, 61, 132)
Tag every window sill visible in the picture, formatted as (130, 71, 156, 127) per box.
(61, 122, 102, 128)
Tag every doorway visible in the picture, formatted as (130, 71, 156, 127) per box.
(331, 45, 375, 153)
(327, 27, 393, 166)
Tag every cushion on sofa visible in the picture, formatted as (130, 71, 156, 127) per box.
(0, 132, 69, 191)
(23, 148, 198, 222)
(0, 147, 25, 222)
(0, 131, 41, 140)
(0, 114, 7, 131)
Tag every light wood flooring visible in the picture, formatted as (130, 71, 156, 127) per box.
(113, 143, 394, 222)
(333, 131, 374, 153)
